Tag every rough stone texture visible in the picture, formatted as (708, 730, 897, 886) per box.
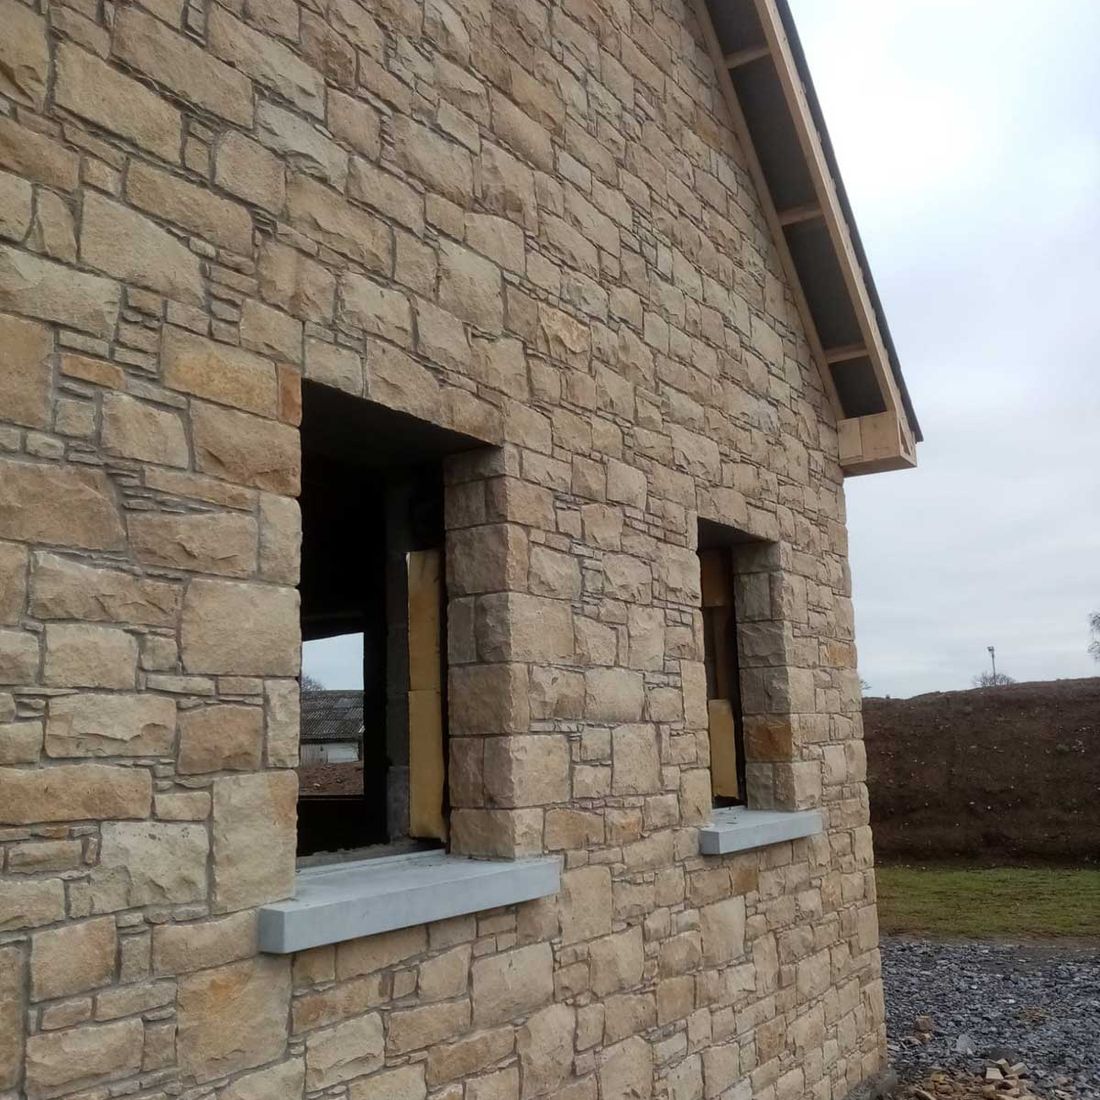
(80, 193, 202, 306)
(181, 578, 299, 675)
(46, 692, 176, 758)
(153, 911, 258, 975)
(178, 704, 263, 773)
(0, 627, 38, 684)
(56, 42, 180, 162)
(216, 131, 286, 213)
(0, 2, 889, 1098)
(0, 762, 150, 822)
(31, 189, 77, 264)
(207, 6, 324, 118)
(0, 945, 22, 1089)
(0, 458, 124, 549)
(0, 116, 78, 194)
(471, 944, 554, 1027)
(0, 719, 42, 764)
(162, 326, 277, 419)
(129, 510, 257, 577)
(265, 677, 300, 767)
(0, 879, 65, 931)
(127, 160, 253, 254)
(517, 1003, 576, 1097)
(101, 392, 189, 468)
(0, 0, 48, 109)
(257, 100, 348, 189)
(306, 1015, 385, 1089)
(559, 865, 613, 945)
(0, 312, 51, 429)
(192, 402, 299, 493)
(177, 958, 291, 1082)
(220, 1058, 305, 1100)
(31, 553, 179, 627)
(350, 1063, 427, 1100)
(211, 770, 297, 911)
(31, 917, 116, 1000)
(112, 6, 254, 127)
(99, 821, 208, 905)
(2, 249, 115, 349)
(24, 1019, 144, 1099)
(0, 540, 26, 624)
(241, 301, 303, 365)
(43, 623, 137, 689)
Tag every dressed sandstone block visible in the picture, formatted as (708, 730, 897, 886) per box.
(101, 392, 190, 468)
(46, 692, 175, 758)
(470, 943, 553, 1027)
(24, 1018, 144, 1100)
(0, 458, 124, 550)
(176, 957, 291, 1082)
(0, 312, 50, 429)
(211, 770, 297, 911)
(181, 578, 299, 676)
(30, 917, 116, 1001)
(0, 762, 151, 824)
(112, 5, 254, 126)
(129, 511, 258, 577)
(99, 821, 209, 906)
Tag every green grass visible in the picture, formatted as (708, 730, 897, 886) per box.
(876, 865, 1100, 939)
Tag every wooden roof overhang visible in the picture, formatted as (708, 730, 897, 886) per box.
(694, 0, 922, 475)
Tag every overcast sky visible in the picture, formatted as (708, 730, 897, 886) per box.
(791, 0, 1100, 696)
(305, 2, 1100, 696)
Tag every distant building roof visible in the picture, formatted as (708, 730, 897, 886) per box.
(301, 690, 364, 744)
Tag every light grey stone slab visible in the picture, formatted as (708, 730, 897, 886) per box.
(698, 807, 823, 856)
(258, 849, 561, 953)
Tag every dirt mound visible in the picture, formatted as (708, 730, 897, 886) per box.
(864, 678, 1100, 863)
(298, 761, 363, 796)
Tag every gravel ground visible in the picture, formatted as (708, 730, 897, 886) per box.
(882, 937, 1100, 1098)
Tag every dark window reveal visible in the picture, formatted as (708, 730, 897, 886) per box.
(297, 381, 473, 859)
(698, 528, 749, 805)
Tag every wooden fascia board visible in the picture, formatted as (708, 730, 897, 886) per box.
(751, 0, 913, 439)
(690, 0, 845, 422)
(838, 411, 917, 474)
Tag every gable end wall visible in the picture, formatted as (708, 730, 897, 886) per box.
(0, 0, 884, 1098)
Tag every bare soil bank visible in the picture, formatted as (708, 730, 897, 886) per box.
(864, 678, 1100, 863)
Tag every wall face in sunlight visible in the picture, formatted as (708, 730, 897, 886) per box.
(0, 2, 885, 1099)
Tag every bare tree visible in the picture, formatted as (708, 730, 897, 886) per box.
(1090, 612, 1100, 662)
(972, 671, 1016, 688)
(301, 673, 326, 693)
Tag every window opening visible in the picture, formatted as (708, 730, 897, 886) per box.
(297, 382, 475, 859)
(698, 521, 751, 804)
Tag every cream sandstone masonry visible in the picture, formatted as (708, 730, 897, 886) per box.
(0, 0, 919, 1099)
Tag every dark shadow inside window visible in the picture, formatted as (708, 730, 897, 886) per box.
(698, 519, 757, 806)
(297, 381, 479, 859)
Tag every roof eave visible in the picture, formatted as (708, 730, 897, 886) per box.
(695, 0, 922, 475)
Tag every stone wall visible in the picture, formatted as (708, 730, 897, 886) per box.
(0, 1, 885, 1099)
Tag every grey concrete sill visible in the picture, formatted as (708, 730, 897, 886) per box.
(698, 807, 823, 856)
(258, 849, 561, 953)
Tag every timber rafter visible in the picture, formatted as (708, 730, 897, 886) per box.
(694, 0, 922, 475)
